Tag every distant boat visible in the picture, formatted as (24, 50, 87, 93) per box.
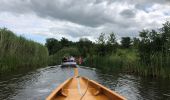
(46, 68, 126, 100)
(61, 56, 77, 67)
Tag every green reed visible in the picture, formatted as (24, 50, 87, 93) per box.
(0, 28, 48, 72)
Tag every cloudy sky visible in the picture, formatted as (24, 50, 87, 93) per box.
(0, 0, 170, 44)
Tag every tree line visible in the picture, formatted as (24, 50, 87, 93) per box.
(46, 33, 133, 57)
(0, 21, 169, 78)
(46, 21, 170, 78)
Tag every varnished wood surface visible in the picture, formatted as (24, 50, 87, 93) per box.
(46, 68, 126, 100)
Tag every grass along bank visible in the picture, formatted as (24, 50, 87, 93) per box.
(83, 49, 138, 73)
(84, 49, 170, 78)
(0, 28, 49, 72)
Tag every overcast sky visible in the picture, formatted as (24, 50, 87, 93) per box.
(0, 0, 170, 44)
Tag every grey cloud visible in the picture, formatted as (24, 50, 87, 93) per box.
(120, 9, 136, 18)
(0, 0, 164, 28)
(0, 0, 115, 27)
(0, 0, 32, 13)
(135, 4, 153, 13)
(49, 25, 101, 38)
(134, 0, 170, 12)
(0, 0, 169, 41)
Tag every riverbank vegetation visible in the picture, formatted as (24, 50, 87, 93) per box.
(46, 21, 170, 78)
(0, 28, 48, 72)
(0, 21, 169, 78)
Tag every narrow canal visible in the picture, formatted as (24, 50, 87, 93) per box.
(0, 66, 170, 100)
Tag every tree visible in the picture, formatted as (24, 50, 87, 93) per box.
(107, 32, 116, 45)
(138, 30, 151, 64)
(60, 37, 70, 48)
(132, 37, 140, 49)
(121, 37, 131, 48)
(138, 29, 162, 64)
(97, 33, 106, 44)
(161, 21, 170, 54)
(160, 21, 170, 66)
(107, 32, 117, 53)
(45, 38, 62, 55)
(149, 30, 162, 52)
(161, 21, 170, 43)
(77, 38, 93, 57)
(96, 33, 107, 56)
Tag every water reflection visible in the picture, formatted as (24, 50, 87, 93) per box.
(0, 66, 170, 100)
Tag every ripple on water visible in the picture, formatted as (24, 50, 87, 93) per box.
(0, 66, 170, 100)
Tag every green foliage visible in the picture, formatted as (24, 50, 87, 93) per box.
(138, 22, 170, 67)
(0, 28, 48, 72)
(107, 32, 116, 44)
(132, 21, 170, 78)
(48, 47, 80, 65)
(96, 32, 118, 55)
(96, 33, 108, 56)
(45, 37, 74, 55)
(84, 21, 170, 78)
(84, 49, 138, 72)
(97, 33, 106, 44)
(45, 21, 170, 78)
(132, 37, 140, 49)
(60, 37, 71, 47)
(45, 38, 62, 55)
(76, 38, 94, 57)
(121, 37, 131, 48)
(106, 32, 117, 53)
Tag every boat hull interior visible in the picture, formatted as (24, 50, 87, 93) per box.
(46, 77, 126, 100)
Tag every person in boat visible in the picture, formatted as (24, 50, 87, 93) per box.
(78, 56, 83, 65)
(69, 56, 75, 62)
(62, 56, 67, 62)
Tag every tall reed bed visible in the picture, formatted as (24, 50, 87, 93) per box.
(0, 28, 48, 72)
(84, 49, 137, 73)
(129, 53, 170, 78)
(84, 49, 170, 78)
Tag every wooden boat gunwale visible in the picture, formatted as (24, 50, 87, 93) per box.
(80, 77, 126, 100)
(46, 78, 72, 100)
(46, 68, 126, 100)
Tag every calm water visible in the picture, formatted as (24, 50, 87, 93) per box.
(0, 66, 170, 100)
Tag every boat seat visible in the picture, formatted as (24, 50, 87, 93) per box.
(92, 87, 102, 96)
(58, 88, 68, 97)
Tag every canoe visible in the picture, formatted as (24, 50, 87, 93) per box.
(46, 68, 126, 100)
